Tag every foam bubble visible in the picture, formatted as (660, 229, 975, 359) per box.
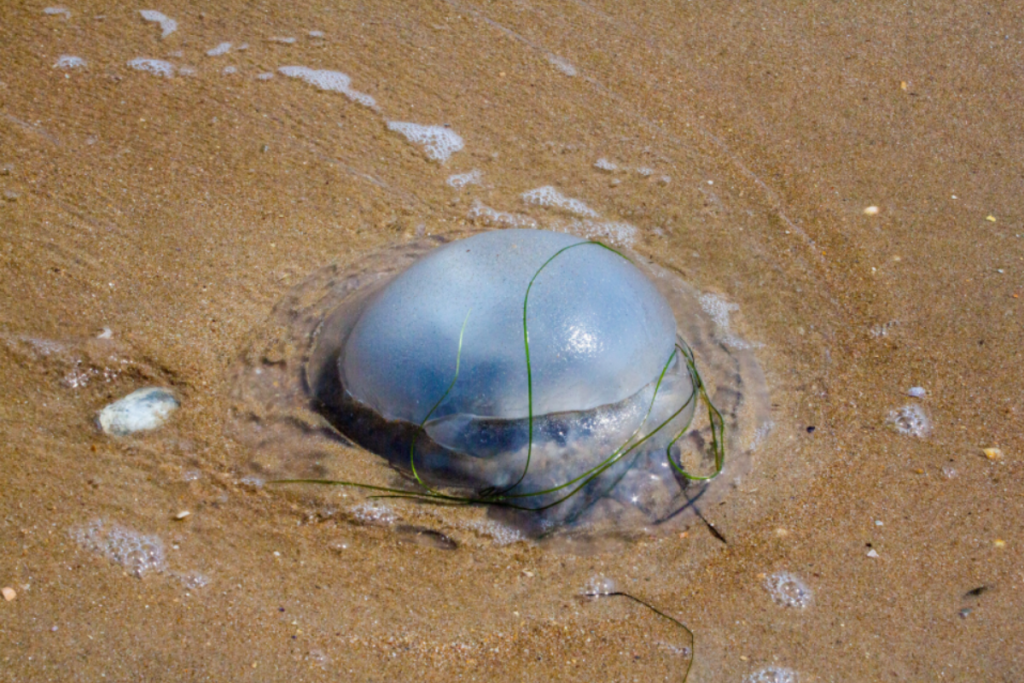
(97, 387, 179, 436)
(387, 122, 463, 162)
(127, 58, 175, 78)
(594, 158, 618, 172)
(886, 404, 931, 437)
(521, 186, 599, 218)
(446, 169, 482, 188)
(71, 519, 166, 578)
(206, 42, 232, 57)
(53, 55, 85, 69)
(350, 502, 397, 525)
(749, 420, 775, 451)
(139, 10, 177, 39)
(309, 30, 325, 38)
(278, 66, 376, 108)
(239, 475, 265, 489)
(584, 575, 617, 595)
(699, 293, 758, 349)
(744, 667, 799, 683)
(635, 167, 654, 177)
(43, 7, 70, 18)
(546, 54, 577, 76)
(764, 572, 812, 608)
(468, 520, 525, 546)
(173, 571, 210, 590)
(555, 218, 637, 247)
(270, 36, 297, 44)
(466, 200, 538, 228)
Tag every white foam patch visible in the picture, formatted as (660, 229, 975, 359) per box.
(279, 66, 376, 108)
(594, 158, 618, 172)
(97, 387, 179, 435)
(550, 218, 637, 248)
(749, 420, 774, 451)
(584, 575, 616, 595)
(71, 519, 166, 578)
(128, 58, 175, 77)
(744, 667, 799, 683)
(387, 122, 463, 162)
(256, 72, 274, 80)
(467, 200, 538, 229)
(177, 65, 196, 76)
(546, 54, 577, 76)
(699, 293, 759, 349)
(43, 7, 70, 18)
(309, 30, 325, 38)
(54, 55, 85, 69)
(270, 36, 297, 44)
(887, 404, 931, 438)
(469, 520, 525, 546)
(764, 572, 812, 608)
(521, 186, 599, 218)
(222, 66, 237, 75)
(350, 502, 397, 525)
(446, 169, 482, 189)
(139, 10, 177, 39)
(206, 42, 232, 56)
(635, 166, 654, 177)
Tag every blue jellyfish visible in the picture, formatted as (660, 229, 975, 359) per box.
(307, 229, 722, 526)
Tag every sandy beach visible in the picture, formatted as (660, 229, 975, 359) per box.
(1, 1, 1021, 681)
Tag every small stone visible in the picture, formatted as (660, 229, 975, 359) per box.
(97, 387, 179, 436)
(2, 587, 16, 601)
(907, 386, 926, 398)
(174, 510, 190, 520)
(866, 549, 880, 558)
(982, 447, 1003, 461)
(986, 215, 997, 222)
(863, 206, 880, 215)
(993, 539, 1006, 548)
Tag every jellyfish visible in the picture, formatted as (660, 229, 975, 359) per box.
(305, 229, 725, 527)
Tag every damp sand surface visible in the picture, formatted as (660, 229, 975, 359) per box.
(1, 2, 1022, 681)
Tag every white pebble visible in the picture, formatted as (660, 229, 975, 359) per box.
(867, 549, 880, 558)
(97, 387, 179, 436)
(907, 386, 926, 398)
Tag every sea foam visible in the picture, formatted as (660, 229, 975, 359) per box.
(387, 122, 463, 162)
(278, 66, 376, 108)
(139, 10, 177, 38)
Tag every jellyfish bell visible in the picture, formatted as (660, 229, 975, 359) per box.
(307, 229, 709, 524)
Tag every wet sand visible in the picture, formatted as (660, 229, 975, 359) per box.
(1, 1, 1021, 681)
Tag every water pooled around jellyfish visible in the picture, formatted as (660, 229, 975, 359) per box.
(229, 229, 770, 539)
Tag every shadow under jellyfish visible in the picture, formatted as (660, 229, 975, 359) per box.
(302, 229, 731, 531)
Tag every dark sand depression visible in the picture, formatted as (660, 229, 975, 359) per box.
(1, 2, 1022, 681)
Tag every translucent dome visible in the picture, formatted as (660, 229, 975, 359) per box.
(339, 229, 679, 425)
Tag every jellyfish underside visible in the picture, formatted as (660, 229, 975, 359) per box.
(307, 229, 721, 528)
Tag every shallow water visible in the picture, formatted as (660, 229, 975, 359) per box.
(1, 1, 1022, 681)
